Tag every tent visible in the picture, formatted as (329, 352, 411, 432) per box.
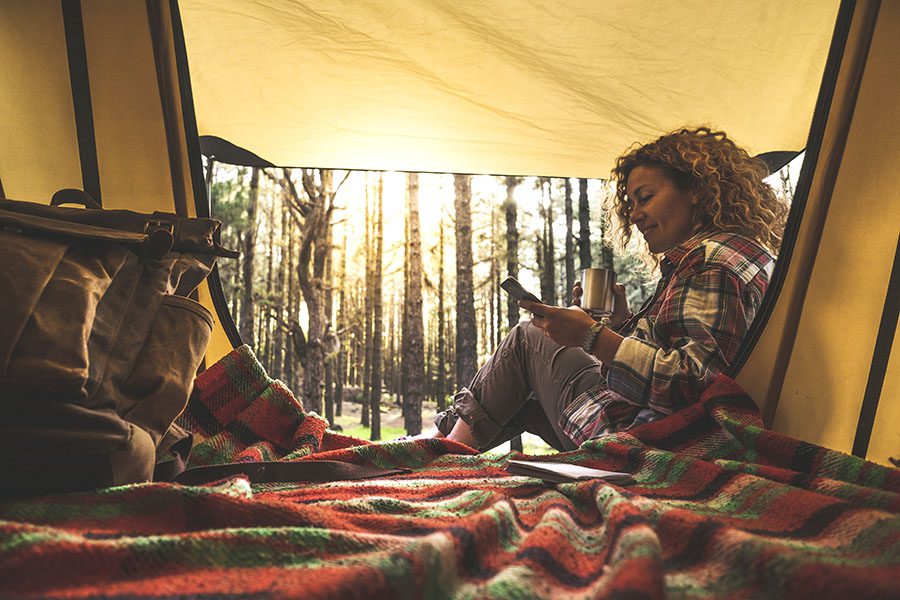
(2, 0, 895, 464)
(1, 1, 898, 597)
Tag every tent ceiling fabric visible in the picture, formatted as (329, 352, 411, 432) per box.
(180, 0, 840, 178)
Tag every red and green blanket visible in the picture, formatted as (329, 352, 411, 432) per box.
(1, 346, 898, 599)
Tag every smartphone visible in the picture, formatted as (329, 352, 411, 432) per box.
(500, 277, 542, 304)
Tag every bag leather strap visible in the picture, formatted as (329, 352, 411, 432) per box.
(50, 188, 102, 209)
(173, 460, 409, 485)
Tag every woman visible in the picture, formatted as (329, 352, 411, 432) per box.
(422, 126, 788, 452)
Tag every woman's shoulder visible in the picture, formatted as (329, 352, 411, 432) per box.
(692, 232, 775, 283)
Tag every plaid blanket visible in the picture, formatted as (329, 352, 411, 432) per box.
(1, 345, 898, 599)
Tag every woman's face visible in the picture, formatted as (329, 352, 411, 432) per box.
(626, 165, 700, 253)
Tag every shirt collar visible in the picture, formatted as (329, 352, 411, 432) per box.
(660, 229, 714, 275)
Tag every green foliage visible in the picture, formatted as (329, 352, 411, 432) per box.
(614, 249, 656, 309)
(210, 167, 251, 231)
(333, 420, 407, 442)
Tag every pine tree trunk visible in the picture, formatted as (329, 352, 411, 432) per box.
(323, 219, 335, 426)
(546, 180, 556, 305)
(504, 176, 520, 330)
(370, 174, 384, 440)
(400, 204, 410, 416)
(334, 229, 347, 416)
(403, 173, 425, 435)
(239, 167, 260, 345)
(390, 300, 399, 406)
(454, 174, 478, 389)
(362, 179, 372, 427)
(436, 213, 447, 410)
(324, 356, 334, 424)
(578, 178, 591, 270)
(564, 178, 575, 304)
(539, 178, 556, 305)
(504, 177, 524, 453)
(354, 281, 364, 388)
(283, 204, 295, 389)
(425, 327, 433, 404)
(287, 167, 336, 416)
(446, 307, 455, 395)
(263, 194, 275, 372)
(348, 282, 366, 389)
(487, 207, 501, 354)
(274, 199, 288, 378)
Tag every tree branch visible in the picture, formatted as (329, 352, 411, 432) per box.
(267, 168, 311, 218)
(333, 170, 353, 196)
(300, 168, 318, 201)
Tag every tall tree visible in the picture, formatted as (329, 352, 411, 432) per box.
(273, 195, 288, 377)
(262, 192, 276, 371)
(503, 176, 521, 330)
(425, 322, 434, 404)
(369, 174, 384, 440)
(334, 228, 348, 416)
(578, 178, 591, 269)
(403, 173, 425, 435)
(489, 206, 499, 350)
(239, 167, 260, 345)
(283, 203, 296, 390)
(362, 180, 373, 427)
(389, 298, 399, 403)
(564, 178, 575, 304)
(454, 174, 478, 389)
(277, 167, 344, 414)
(400, 201, 410, 416)
(323, 218, 336, 425)
(436, 211, 447, 410)
(352, 281, 364, 388)
(539, 178, 556, 305)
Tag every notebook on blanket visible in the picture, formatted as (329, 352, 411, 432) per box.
(506, 459, 635, 484)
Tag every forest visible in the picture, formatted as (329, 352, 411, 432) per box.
(206, 162, 795, 445)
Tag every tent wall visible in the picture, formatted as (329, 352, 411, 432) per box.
(81, 0, 175, 213)
(178, 0, 839, 178)
(0, 0, 233, 363)
(0, 1, 82, 200)
(1, 1, 895, 464)
(1, 0, 177, 212)
(737, 0, 899, 466)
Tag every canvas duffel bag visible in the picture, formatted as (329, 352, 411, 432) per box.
(0, 191, 237, 495)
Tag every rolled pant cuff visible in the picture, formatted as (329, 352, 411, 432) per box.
(433, 387, 503, 449)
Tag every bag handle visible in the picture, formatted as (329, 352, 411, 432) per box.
(50, 188, 102, 209)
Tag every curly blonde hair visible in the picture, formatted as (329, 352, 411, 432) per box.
(611, 127, 788, 253)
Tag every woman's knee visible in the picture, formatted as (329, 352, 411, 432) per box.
(519, 319, 564, 356)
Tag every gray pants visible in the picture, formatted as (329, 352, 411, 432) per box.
(434, 321, 606, 452)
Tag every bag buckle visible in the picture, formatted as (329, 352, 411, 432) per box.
(143, 219, 175, 259)
(144, 218, 175, 234)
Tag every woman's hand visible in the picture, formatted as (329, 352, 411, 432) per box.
(519, 301, 596, 348)
(572, 281, 632, 329)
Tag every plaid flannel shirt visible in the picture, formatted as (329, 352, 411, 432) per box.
(561, 231, 774, 445)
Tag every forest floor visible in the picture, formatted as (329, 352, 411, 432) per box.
(332, 397, 556, 456)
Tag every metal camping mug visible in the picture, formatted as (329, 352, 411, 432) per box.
(580, 267, 616, 316)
